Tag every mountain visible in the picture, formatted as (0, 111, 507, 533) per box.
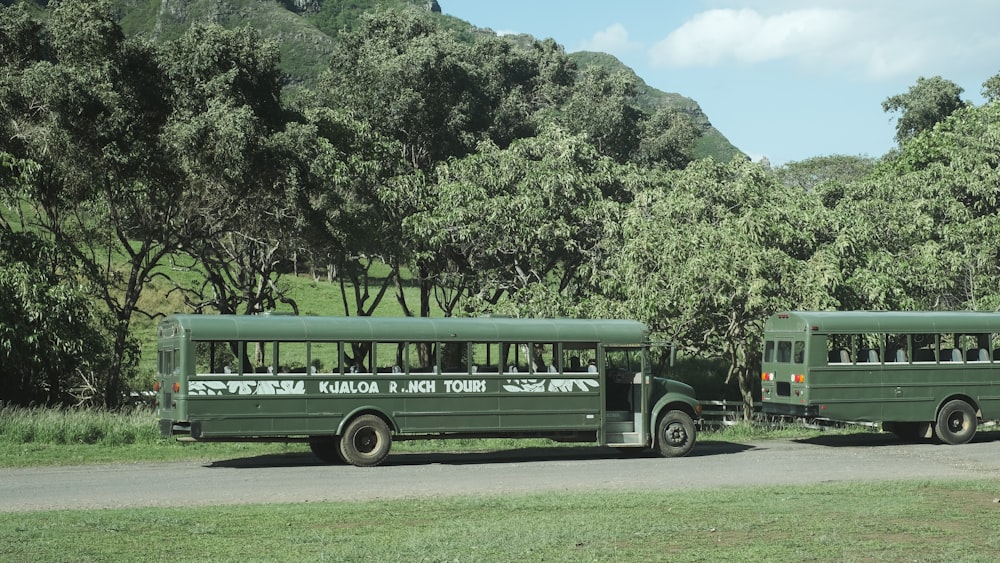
(13, 0, 740, 161)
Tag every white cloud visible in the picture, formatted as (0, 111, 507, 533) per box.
(649, 8, 854, 67)
(579, 23, 641, 56)
(644, 5, 999, 80)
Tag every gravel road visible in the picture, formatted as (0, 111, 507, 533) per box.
(3, 432, 999, 513)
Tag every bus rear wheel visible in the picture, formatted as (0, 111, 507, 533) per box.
(935, 400, 977, 445)
(309, 437, 344, 464)
(339, 414, 392, 467)
(656, 410, 696, 458)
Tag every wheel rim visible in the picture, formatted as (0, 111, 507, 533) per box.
(353, 427, 379, 454)
(947, 411, 969, 434)
(664, 421, 689, 447)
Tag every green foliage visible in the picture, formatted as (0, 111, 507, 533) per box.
(0, 233, 117, 406)
(883, 75, 968, 145)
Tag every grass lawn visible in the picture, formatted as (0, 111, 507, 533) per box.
(1, 481, 998, 561)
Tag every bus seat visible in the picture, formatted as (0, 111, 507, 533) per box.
(839, 349, 851, 363)
(967, 348, 988, 362)
(857, 349, 879, 363)
(895, 349, 908, 363)
(940, 348, 962, 362)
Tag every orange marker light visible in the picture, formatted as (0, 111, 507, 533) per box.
(173, 382, 180, 393)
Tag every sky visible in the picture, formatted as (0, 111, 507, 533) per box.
(443, 0, 1000, 165)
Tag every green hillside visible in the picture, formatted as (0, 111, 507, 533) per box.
(14, 0, 741, 160)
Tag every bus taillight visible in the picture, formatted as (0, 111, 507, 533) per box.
(791, 374, 805, 383)
(761, 372, 775, 381)
(153, 381, 161, 392)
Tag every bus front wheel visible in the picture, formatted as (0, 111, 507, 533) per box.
(656, 410, 696, 458)
(935, 400, 977, 445)
(339, 414, 392, 467)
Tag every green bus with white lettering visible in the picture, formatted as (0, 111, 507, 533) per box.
(155, 314, 700, 466)
(760, 311, 1000, 444)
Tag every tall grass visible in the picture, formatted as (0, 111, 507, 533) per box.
(0, 404, 159, 447)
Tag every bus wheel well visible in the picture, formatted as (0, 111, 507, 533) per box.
(938, 395, 981, 419)
(659, 401, 698, 422)
(339, 409, 397, 435)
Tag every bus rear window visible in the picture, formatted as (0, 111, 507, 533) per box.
(764, 340, 775, 362)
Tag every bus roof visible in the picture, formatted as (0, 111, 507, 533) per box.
(158, 314, 649, 344)
(766, 311, 1000, 334)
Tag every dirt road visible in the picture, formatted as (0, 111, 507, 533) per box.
(3, 433, 999, 513)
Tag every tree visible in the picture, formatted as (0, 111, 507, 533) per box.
(557, 66, 642, 163)
(882, 76, 967, 146)
(159, 23, 311, 317)
(320, 10, 577, 319)
(595, 159, 837, 418)
(634, 106, 698, 170)
(0, 232, 116, 406)
(773, 155, 876, 195)
(983, 70, 1000, 103)
(1, 0, 183, 406)
(834, 102, 1000, 312)
(406, 126, 624, 317)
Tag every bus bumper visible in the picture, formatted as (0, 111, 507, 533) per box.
(761, 403, 819, 417)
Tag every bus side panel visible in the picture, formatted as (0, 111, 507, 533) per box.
(881, 364, 947, 423)
(808, 366, 882, 423)
(497, 374, 602, 431)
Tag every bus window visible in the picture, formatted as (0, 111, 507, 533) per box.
(248, 341, 276, 373)
(502, 343, 531, 374)
(826, 335, 851, 364)
(439, 342, 468, 374)
(405, 342, 435, 374)
(764, 340, 775, 363)
(370, 342, 405, 374)
(959, 334, 989, 363)
(470, 342, 500, 374)
(885, 334, 909, 363)
(534, 343, 558, 373)
(277, 342, 309, 374)
(309, 342, 340, 374)
(856, 334, 880, 364)
(792, 341, 805, 364)
(912, 334, 936, 362)
(344, 342, 372, 374)
(563, 343, 598, 372)
(776, 341, 792, 363)
(195, 341, 238, 374)
(938, 334, 961, 362)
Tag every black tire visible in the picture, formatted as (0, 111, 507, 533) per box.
(338, 414, 392, 467)
(935, 400, 977, 445)
(655, 410, 696, 458)
(309, 437, 344, 464)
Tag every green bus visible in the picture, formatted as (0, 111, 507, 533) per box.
(155, 314, 700, 466)
(760, 311, 1000, 444)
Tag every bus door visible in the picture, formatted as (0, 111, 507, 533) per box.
(603, 346, 645, 446)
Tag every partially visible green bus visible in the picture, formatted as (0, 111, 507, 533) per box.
(760, 311, 1000, 444)
(155, 315, 700, 466)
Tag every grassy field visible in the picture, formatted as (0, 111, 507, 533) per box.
(1, 481, 998, 561)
